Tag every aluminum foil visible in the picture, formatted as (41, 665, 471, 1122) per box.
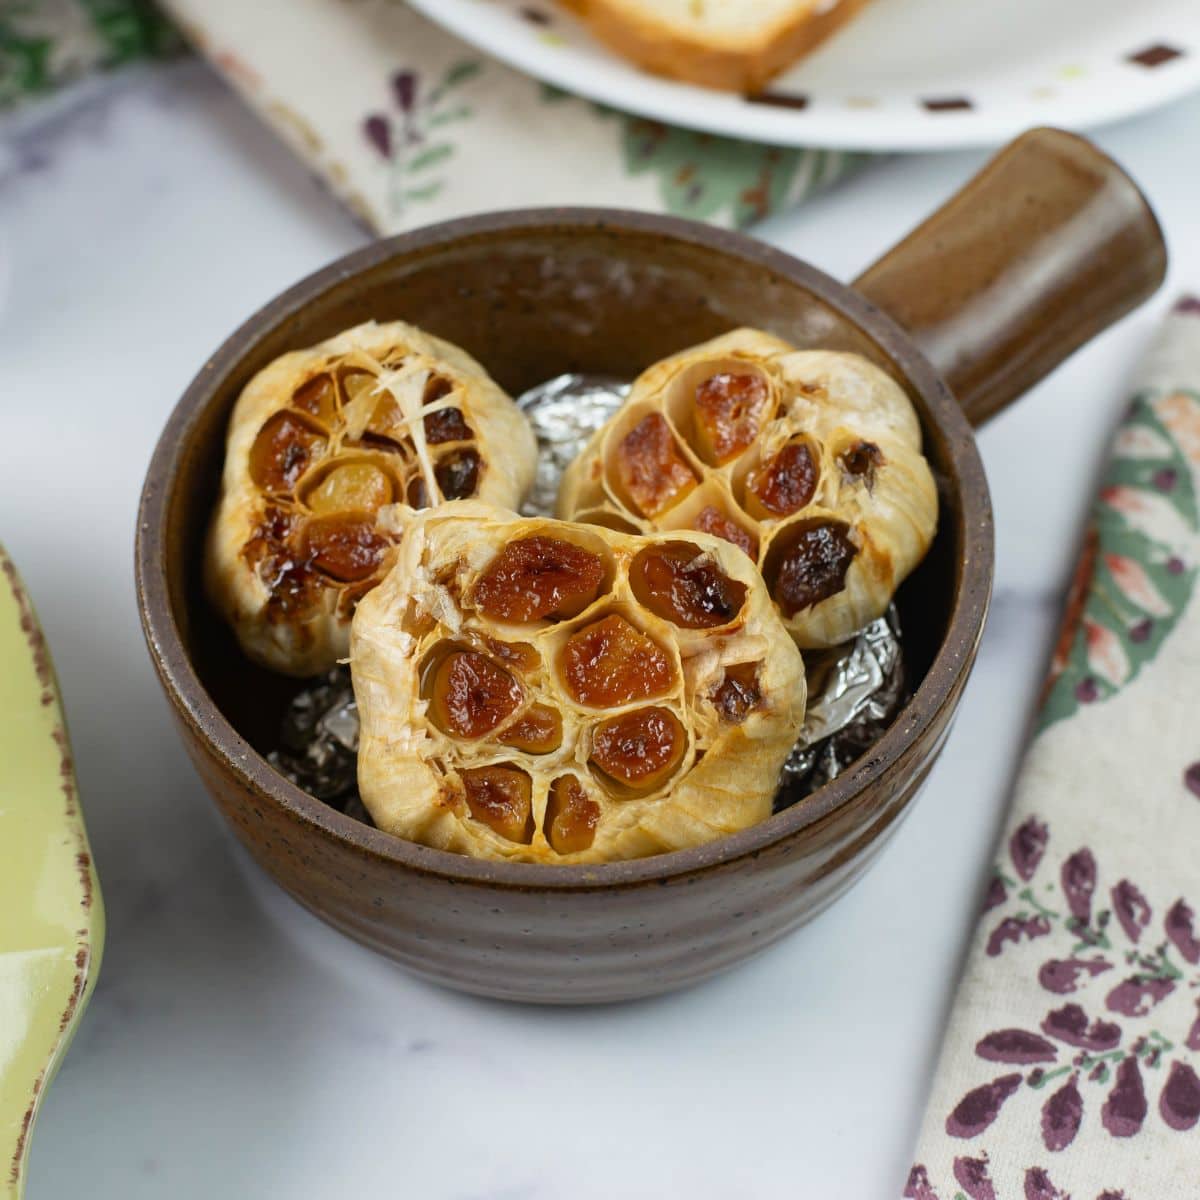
(774, 607, 905, 811)
(268, 374, 907, 818)
(267, 669, 360, 809)
(517, 373, 629, 518)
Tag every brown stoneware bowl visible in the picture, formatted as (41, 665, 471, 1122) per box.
(136, 129, 1165, 1003)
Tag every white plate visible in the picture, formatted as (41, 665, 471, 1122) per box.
(406, 0, 1200, 151)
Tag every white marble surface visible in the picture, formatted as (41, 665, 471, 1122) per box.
(2, 58, 1198, 1200)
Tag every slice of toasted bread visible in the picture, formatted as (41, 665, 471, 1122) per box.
(559, 0, 873, 92)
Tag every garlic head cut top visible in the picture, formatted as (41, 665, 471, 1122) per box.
(350, 503, 806, 864)
(206, 321, 536, 676)
(558, 328, 938, 649)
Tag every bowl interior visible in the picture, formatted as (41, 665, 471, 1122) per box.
(162, 216, 968, 833)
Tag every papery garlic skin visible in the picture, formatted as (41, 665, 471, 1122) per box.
(558, 328, 938, 650)
(351, 502, 806, 864)
(206, 321, 536, 676)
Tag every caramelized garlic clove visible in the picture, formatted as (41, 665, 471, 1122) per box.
(544, 776, 601, 854)
(406, 475, 431, 509)
(473, 536, 606, 623)
(461, 766, 535, 843)
(691, 504, 758, 560)
(558, 614, 674, 708)
(434, 448, 481, 499)
(615, 413, 697, 517)
(292, 373, 338, 423)
(484, 639, 541, 675)
(590, 707, 686, 791)
(838, 439, 885, 488)
(248, 412, 328, 492)
(744, 439, 820, 519)
(709, 664, 764, 723)
(303, 462, 394, 515)
(764, 519, 857, 616)
(692, 370, 772, 465)
(498, 705, 563, 754)
(423, 374, 455, 406)
(629, 543, 747, 630)
(427, 649, 524, 739)
(423, 407, 474, 445)
(302, 514, 389, 583)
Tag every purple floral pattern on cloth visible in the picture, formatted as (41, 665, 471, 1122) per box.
(1111, 880, 1151, 943)
(953, 1154, 996, 1199)
(1165, 900, 1200, 964)
(903, 1164, 941, 1200)
(942, 820, 1200, 1153)
(362, 61, 481, 213)
(1185, 761, 1200, 798)
(1023, 1167, 1071, 1200)
(908, 300, 1200, 1200)
(1010, 818, 1050, 882)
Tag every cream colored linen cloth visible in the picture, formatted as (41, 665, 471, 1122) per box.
(908, 298, 1200, 1199)
(156, 0, 855, 234)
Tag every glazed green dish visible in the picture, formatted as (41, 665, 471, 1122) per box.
(0, 547, 103, 1199)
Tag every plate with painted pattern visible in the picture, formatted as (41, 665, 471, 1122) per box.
(406, 0, 1200, 150)
(0, 548, 103, 1199)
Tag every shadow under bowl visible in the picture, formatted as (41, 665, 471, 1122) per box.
(135, 210, 990, 1004)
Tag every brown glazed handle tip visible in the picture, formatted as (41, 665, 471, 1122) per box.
(852, 128, 1167, 427)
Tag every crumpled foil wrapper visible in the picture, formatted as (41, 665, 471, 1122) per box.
(269, 375, 908, 819)
(267, 670, 371, 824)
(774, 607, 904, 810)
(516, 373, 629, 519)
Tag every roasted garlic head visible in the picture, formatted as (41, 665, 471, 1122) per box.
(206, 321, 536, 676)
(558, 329, 938, 649)
(351, 503, 806, 864)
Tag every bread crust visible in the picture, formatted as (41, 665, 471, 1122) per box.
(559, 0, 874, 92)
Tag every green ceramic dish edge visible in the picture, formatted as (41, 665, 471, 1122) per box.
(0, 546, 104, 1199)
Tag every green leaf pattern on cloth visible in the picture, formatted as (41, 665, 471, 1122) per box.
(1038, 386, 1200, 732)
(0, 0, 176, 108)
(539, 81, 860, 229)
(76, 0, 177, 64)
(618, 117, 852, 228)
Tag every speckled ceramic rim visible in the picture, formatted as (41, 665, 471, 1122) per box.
(135, 208, 990, 891)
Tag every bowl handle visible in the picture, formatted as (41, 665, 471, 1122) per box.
(851, 127, 1167, 427)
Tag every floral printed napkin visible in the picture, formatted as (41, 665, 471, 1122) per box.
(153, 0, 857, 234)
(0, 0, 176, 108)
(908, 298, 1200, 1199)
